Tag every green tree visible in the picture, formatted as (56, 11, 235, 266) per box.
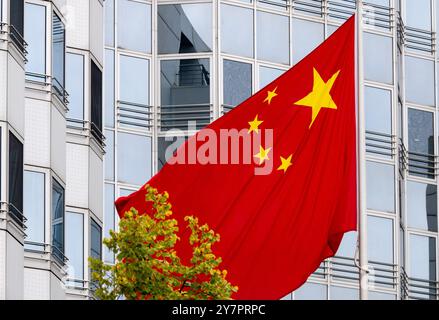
(89, 185, 238, 300)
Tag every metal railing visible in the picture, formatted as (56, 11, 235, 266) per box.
(327, 0, 356, 21)
(401, 268, 439, 300)
(366, 130, 396, 158)
(0, 201, 27, 230)
(117, 100, 153, 130)
(363, 1, 393, 30)
(24, 240, 69, 267)
(176, 63, 210, 87)
(292, 0, 324, 16)
(399, 140, 438, 179)
(67, 118, 106, 146)
(52, 77, 69, 105)
(25, 72, 69, 106)
(159, 103, 212, 131)
(258, 0, 289, 10)
(397, 12, 435, 54)
(0, 21, 28, 57)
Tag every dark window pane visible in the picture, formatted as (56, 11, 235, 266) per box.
(158, 136, 187, 170)
(160, 59, 210, 130)
(91, 60, 103, 143)
(407, 181, 437, 232)
(52, 179, 65, 262)
(90, 218, 102, 260)
(66, 212, 84, 283)
(10, 0, 24, 50)
(158, 3, 212, 54)
(223, 60, 252, 111)
(118, 0, 151, 53)
(66, 53, 84, 121)
(52, 12, 65, 97)
(24, 3, 46, 77)
(24, 171, 45, 245)
(9, 132, 23, 224)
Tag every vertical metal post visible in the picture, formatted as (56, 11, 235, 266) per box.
(356, 0, 369, 300)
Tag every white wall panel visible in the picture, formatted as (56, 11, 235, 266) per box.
(51, 108, 66, 181)
(6, 234, 23, 299)
(66, 143, 89, 208)
(50, 273, 66, 300)
(66, 0, 90, 50)
(7, 55, 25, 136)
(89, 150, 103, 221)
(0, 53, 7, 120)
(0, 233, 5, 300)
(24, 268, 50, 300)
(24, 99, 51, 167)
(90, 0, 104, 65)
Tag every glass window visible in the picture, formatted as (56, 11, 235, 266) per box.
(366, 161, 395, 213)
(158, 3, 212, 54)
(223, 60, 252, 111)
(405, 56, 435, 106)
(368, 291, 396, 300)
(365, 86, 392, 135)
(407, 181, 437, 232)
(364, 32, 393, 84)
(52, 12, 65, 94)
(24, 171, 45, 247)
(104, 0, 114, 47)
(221, 4, 253, 58)
(91, 60, 103, 142)
(406, 0, 432, 30)
(257, 11, 289, 64)
(158, 136, 187, 170)
(409, 234, 436, 282)
(66, 53, 84, 121)
(66, 212, 84, 283)
(367, 215, 394, 264)
(336, 231, 357, 258)
(104, 130, 114, 181)
(120, 55, 149, 106)
(105, 49, 115, 128)
(292, 19, 324, 64)
(117, 133, 152, 186)
(90, 218, 102, 260)
(294, 282, 327, 300)
(259, 66, 285, 90)
(9, 132, 23, 224)
(10, 0, 24, 50)
(160, 59, 211, 130)
(117, 0, 151, 53)
(52, 179, 65, 262)
(330, 286, 359, 300)
(104, 184, 115, 264)
(24, 4, 46, 78)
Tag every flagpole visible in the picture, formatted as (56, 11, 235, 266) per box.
(356, 0, 369, 300)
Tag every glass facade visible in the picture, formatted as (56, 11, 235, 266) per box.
(97, 0, 439, 300)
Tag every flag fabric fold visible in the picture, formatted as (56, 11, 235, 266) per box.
(115, 15, 357, 300)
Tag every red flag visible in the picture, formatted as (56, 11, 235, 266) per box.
(116, 15, 357, 299)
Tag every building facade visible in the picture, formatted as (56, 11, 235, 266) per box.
(0, 0, 438, 300)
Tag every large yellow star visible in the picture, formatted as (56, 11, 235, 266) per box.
(264, 87, 278, 105)
(277, 154, 293, 173)
(254, 146, 271, 165)
(294, 68, 340, 128)
(248, 115, 263, 134)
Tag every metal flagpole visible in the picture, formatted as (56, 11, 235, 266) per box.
(356, 0, 369, 300)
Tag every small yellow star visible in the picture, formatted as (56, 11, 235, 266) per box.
(248, 115, 264, 134)
(277, 154, 293, 173)
(254, 146, 271, 165)
(294, 68, 340, 128)
(264, 87, 278, 105)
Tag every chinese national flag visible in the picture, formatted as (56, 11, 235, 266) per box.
(116, 16, 357, 299)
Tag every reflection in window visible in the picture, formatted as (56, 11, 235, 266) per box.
(66, 212, 84, 284)
(221, 4, 253, 58)
(91, 60, 103, 143)
(366, 161, 395, 213)
(104, 130, 114, 181)
(117, 133, 152, 186)
(405, 56, 435, 106)
(158, 136, 187, 170)
(365, 86, 391, 134)
(292, 19, 323, 64)
(364, 32, 393, 84)
(160, 59, 210, 130)
(294, 282, 327, 300)
(367, 215, 394, 264)
(105, 0, 114, 47)
(66, 53, 84, 121)
(330, 286, 359, 300)
(90, 218, 102, 260)
(409, 234, 436, 285)
(257, 11, 289, 64)
(408, 108, 434, 178)
(406, 0, 432, 31)
(52, 179, 65, 262)
(259, 66, 285, 90)
(407, 181, 437, 232)
(118, 0, 151, 53)
(104, 184, 115, 264)
(158, 3, 212, 54)
(9, 132, 24, 224)
(52, 12, 65, 97)
(24, 171, 45, 249)
(24, 3, 46, 79)
(105, 49, 115, 128)
(223, 60, 252, 112)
